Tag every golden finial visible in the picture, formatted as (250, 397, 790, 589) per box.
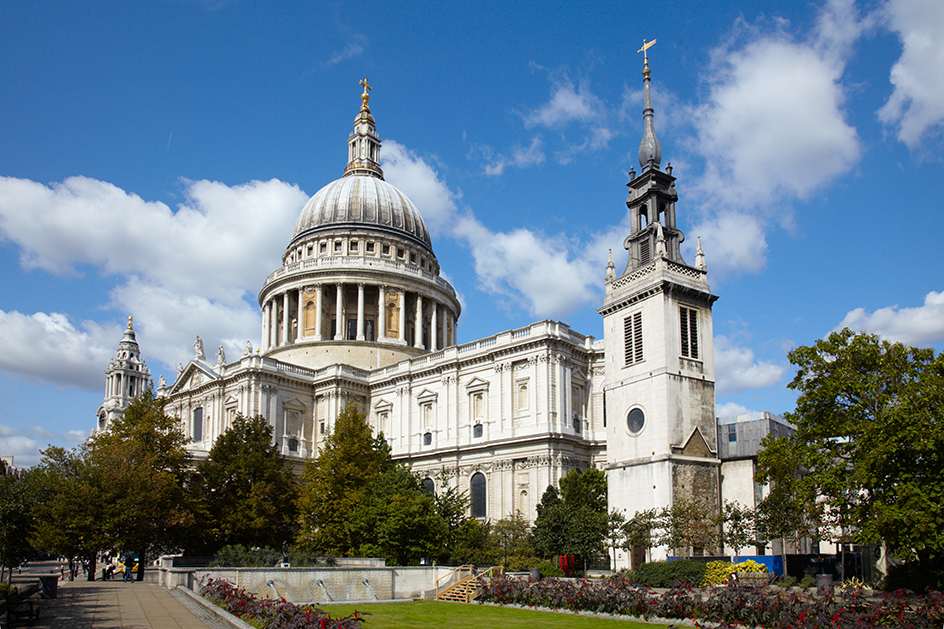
(127, 315, 133, 329)
(359, 77, 372, 112)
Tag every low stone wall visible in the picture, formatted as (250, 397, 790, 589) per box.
(157, 562, 456, 603)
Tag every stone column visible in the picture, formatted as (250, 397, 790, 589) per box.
(378, 285, 387, 341)
(356, 282, 366, 341)
(314, 284, 323, 341)
(297, 287, 304, 338)
(269, 300, 277, 350)
(414, 294, 424, 349)
(398, 291, 407, 343)
(281, 292, 290, 346)
(261, 300, 268, 350)
(334, 283, 344, 340)
(430, 301, 439, 351)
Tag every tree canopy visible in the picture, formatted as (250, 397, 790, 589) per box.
(760, 329, 944, 586)
(197, 414, 298, 552)
(532, 468, 608, 569)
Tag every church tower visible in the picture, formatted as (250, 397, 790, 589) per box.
(96, 316, 151, 431)
(600, 44, 720, 566)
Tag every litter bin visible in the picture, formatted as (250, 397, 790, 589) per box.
(816, 574, 834, 589)
(40, 575, 58, 599)
(530, 567, 540, 582)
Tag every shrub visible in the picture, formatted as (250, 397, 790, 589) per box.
(200, 577, 366, 629)
(210, 545, 329, 568)
(480, 574, 944, 628)
(798, 575, 816, 589)
(632, 560, 708, 588)
(534, 562, 564, 578)
(776, 575, 797, 588)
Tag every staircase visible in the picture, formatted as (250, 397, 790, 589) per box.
(435, 566, 501, 603)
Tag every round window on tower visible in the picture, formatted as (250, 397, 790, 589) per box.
(627, 408, 645, 435)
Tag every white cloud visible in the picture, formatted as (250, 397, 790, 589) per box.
(685, 213, 768, 281)
(326, 41, 365, 66)
(385, 140, 601, 319)
(0, 176, 308, 388)
(693, 38, 860, 207)
(523, 79, 600, 128)
(837, 290, 944, 346)
(687, 0, 864, 278)
(715, 402, 757, 418)
(382, 141, 460, 235)
(109, 278, 261, 371)
(0, 423, 87, 468)
(714, 335, 787, 395)
(0, 310, 119, 390)
(877, 0, 944, 148)
(0, 176, 306, 303)
(483, 137, 546, 176)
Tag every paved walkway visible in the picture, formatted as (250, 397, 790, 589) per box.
(19, 577, 233, 629)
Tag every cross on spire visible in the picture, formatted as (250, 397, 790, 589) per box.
(360, 77, 372, 112)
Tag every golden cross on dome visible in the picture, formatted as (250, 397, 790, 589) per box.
(128, 315, 133, 329)
(638, 38, 656, 62)
(360, 77, 372, 110)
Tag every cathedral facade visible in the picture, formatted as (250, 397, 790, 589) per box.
(99, 63, 720, 568)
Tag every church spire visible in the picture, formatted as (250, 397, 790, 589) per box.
(344, 78, 385, 180)
(637, 39, 662, 171)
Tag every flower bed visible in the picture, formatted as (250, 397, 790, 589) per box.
(200, 578, 366, 629)
(480, 575, 944, 628)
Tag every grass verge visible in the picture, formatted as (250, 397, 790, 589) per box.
(323, 600, 670, 628)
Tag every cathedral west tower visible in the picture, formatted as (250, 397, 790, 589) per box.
(600, 43, 720, 567)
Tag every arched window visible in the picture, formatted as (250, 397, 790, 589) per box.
(422, 478, 435, 495)
(470, 472, 486, 518)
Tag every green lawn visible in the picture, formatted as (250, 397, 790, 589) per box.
(322, 600, 670, 628)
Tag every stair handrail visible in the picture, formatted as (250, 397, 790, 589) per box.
(436, 565, 475, 599)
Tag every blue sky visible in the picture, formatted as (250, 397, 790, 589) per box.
(2, 0, 943, 467)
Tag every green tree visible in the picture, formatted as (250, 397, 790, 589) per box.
(530, 485, 568, 560)
(605, 509, 626, 570)
(349, 461, 445, 565)
(30, 446, 115, 580)
(623, 508, 658, 564)
(432, 471, 470, 562)
(715, 500, 757, 560)
(492, 511, 533, 569)
(90, 388, 196, 580)
(759, 329, 944, 587)
(0, 471, 37, 583)
(755, 435, 809, 575)
(656, 497, 715, 558)
(197, 415, 299, 552)
(296, 402, 386, 554)
(532, 468, 608, 572)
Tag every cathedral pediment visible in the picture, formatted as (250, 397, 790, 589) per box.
(168, 362, 219, 394)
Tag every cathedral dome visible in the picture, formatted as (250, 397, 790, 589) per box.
(291, 175, 432, 253)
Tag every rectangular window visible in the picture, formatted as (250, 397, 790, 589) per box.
(640, 238, 651, 264)
(382, 244, 390, 255)
(515, 381, 529, 413)
(193, 408, 203, 442)
(320, 242, 327, 253)
(350, 241, 358, 252)
(728, 424, 737, 442)
(423, 403, 433, 427)
(366, 242, 374, 253)
(680, 306, 699, 358)
(623, 312, 643, 366)
(334, 240, 342, 252)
